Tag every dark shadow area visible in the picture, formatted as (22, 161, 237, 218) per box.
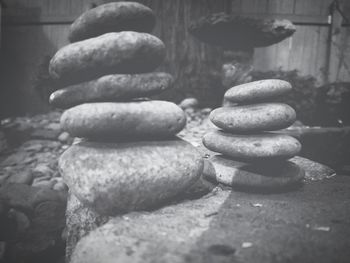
(1, 3, 57, 118)
(183, 175, 350, 263)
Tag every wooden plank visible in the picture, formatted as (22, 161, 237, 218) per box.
(328, 6, 350, 82)
(266, 0, 295, 14)
(241, 0, 269, 13)
(294, 0, 332, 15)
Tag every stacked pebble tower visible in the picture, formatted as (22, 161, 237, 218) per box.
(203, 79, 305, 192)
(49, 2, 203, 216)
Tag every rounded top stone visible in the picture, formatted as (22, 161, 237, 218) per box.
(224, 79, 292, 103)
(69, 2, 156, 42)
(189, 13, 296, 49)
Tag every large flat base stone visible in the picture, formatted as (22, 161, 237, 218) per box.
(71, 175, 350, 263)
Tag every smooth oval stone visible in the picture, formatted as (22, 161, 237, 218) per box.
(61, 100, 186, 140)
(69, 2, 156, 42)
(203, 130, 301, 161)
(59, 139, 203, 215)
(50, 73, 173, 109)
(224, 79, 292, 103)
(203, 155, 304, 192)
(49, 32, 165, 85)
(210, 103, 296, 132)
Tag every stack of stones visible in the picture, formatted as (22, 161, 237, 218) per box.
(48, 2, 203, 217)
(203, 79, 305, 192)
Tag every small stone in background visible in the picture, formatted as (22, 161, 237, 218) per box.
(200, 108, 212, 115)
(58, 132, 71, 143)
(32, 164, 55, 179)
(53, 182, 69, 192)
(179, 97, 199, 110)
(7, 171, 34, 185)
(45, 123, 61, 131)
(31, 129, 62, 141)
(32, 180, 56, 189)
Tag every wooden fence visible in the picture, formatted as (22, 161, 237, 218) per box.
(1, 0, 350, 114)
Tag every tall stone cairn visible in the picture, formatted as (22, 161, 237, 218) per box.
(202, 79, 305, 192)
(48, 2, 204, 262)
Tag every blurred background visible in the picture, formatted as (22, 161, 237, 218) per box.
(0, 0, 349, 125)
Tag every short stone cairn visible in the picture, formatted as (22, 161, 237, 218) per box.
(203, 79, 305, 192)
(48, 2, 203, 260)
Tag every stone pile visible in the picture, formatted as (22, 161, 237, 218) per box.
(203, 79, 305, 192)
(49, 1, 203, 217)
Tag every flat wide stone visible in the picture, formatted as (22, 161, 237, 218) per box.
(224, 79, 292, 103)
(49, 32, 165, 85)
(70, 176, 350, 263)
(210, 103, 296, 132)
(203, 130, 301, 161)
(69, 2, 156, 42)
(50, 72, 173, 108)
(60, 101, 186, 140)
(59, 139, 203, 216)
(203, 155, 304, 192)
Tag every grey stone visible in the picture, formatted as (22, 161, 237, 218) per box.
(60, 101, 186, 140)
(69, 2, 156, 42)
(209, 103, 296, 132)
(224, 79, 292, 103)
(59, 139, 203, 216)
(202, 155, 304, 192)
(6, 171, 34, 185)
(179, 97, 199, 110)
(203, 130, 301, 161)
(49, 32, 165, 85)
(50, 72, 173, 108)
(290, 156, 336, 181)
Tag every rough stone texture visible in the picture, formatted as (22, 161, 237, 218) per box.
(59, 139, 203, 216)
(60, 101, 186, 140)
(189, 13, 296, 49)
(210, 103, 296, 132)
(203, 130, 301, 161)
(50, 72, 173, 108)
(69, 2, 156, 42)
(70, 176, 350, 263)
(65, 175, 217, 262)
(290, 156, 336, 181)
(65, 194, 109, 263)
(49, 32, 165, 86)
(203, 155, 304, 192)
(0, 184, 67, 261)
(224, 79, 292, 103)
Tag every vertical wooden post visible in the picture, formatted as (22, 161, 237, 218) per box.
(324, 0, 343, 83)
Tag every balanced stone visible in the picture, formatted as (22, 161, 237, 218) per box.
(203, 155, 304, 191)
(224, 79, 292, 103)
(59, 139, 203, 215)
(49, 32, 165, 85)
(210, 103, 296, 132)
(50, 72, 173, 108)
(61, 101, 186, 140)
(69, 2, 156, 42)
(203, 130, 301, 161)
